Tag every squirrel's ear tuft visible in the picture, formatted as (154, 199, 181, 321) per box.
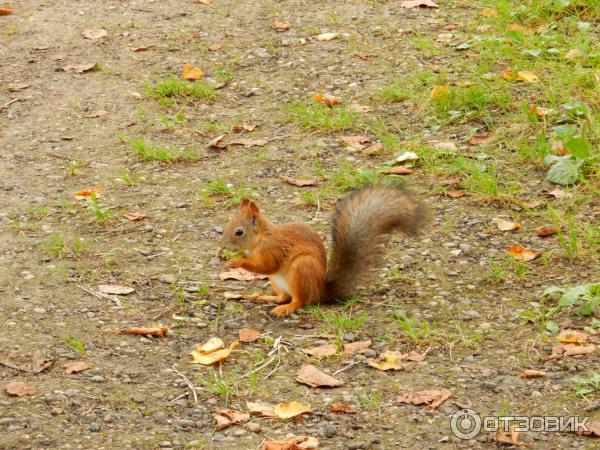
(240, 199, 260, 217)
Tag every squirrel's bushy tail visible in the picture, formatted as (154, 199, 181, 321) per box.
(324, 185, 426, 301)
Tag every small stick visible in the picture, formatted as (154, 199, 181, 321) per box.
(171, 365, 198, 403)
(332, 360, 360, 376)
(264, 357, 280, 379)
(0, 98, 22, 110)
(76, 284, 122, 306)
(239, 355, 277, 379)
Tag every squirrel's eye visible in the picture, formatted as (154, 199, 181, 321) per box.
(234, 228, 244, 237)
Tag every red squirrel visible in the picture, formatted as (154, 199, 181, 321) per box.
(221, 185, 426, 316)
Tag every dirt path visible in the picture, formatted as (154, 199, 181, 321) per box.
(1, 1, 598, 449)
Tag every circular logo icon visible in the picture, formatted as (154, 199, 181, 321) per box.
(450, 408, 481, 440)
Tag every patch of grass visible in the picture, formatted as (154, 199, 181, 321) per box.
(287, 101, 360, 131)
(66, 160, 86, 176)
(86, 193, 112, 223)
(394, 311, 437, 344)
(158, 112, 185, 129)
(62, 336, 86, 354)
(196, 179, 253, 207)
(572, 372, 600, 397)
(41, 234, 89, 259)
(146, 76, 216, 105)
(130, 138, 199, 163)
(115, 169, 141, 186)
(199, 368, 257, 405)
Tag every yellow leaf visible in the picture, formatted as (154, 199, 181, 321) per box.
(196, 337, 225, 354)
(181, 63, 204, 81)
(480, 7, 498, 17)
(516, 70, 539, 83)
(273, 401, 312, 419)
(367, 350, 406, 371)
(430, 85, 449, 101)
(557, 329, 589, 344)
(190, 339, 238, 364)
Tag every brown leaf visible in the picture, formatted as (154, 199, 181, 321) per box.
(232, 123, 257, 132)
(348, 103, 371, 112)
(6, 381, 37, 397)
(261, 435, 319, 450)
(546, 187, 569, 199)
(340, 135, 370, 146)
(279, 175, 318, 187)
(432, 141, 457, 150)
(406, 350, 426, 362)
(122, 211, 146, 221)
(343, 340, 372, 355)
(125, 326, 170, 337)
(468, 133, 494, 145)
(536, 225, 558, 237)
(82, 29, 108, 40)
(229, 139, 268, 147)
(301, 340, 371, 357)
(181, 63, 203, 81)
(506, 245, 541, 262)
(529, 104, 554, 118)
(382, 166, 414, 175)
(62, 63, 99, 74)
(316, 32, 339, 41)
(330, 403, 357, 414)
(274, 401, 312, 419)
(97, 284, 135, 295)
(519, 369, 546, 379)
(74, 185, 102, 199)
(314, 92, 341, 106)
(395, 389, 451, 410)
(7, 83, 29, 92)
(400, 0, 439, 8)
(558, 329, 590, 344)
(213, 408, 250, 430)
(208, 42, 222, 51)
(64, 361, 92, 374)
(196, 0, 213, 4)
(84, 109, 108, 118)
(208, 134, 227, 149)
(0, 350, 55, 373)
(549, 343, 595, 360)
(445, 190, 465, 198)
(296, 364, 344, 388)
(0, 6, 13, 15)
(247, 401, 277, 418)
(574, 419, 600, 437)
(219, 267, 267, 281)
(480, 7, 498, 16)
(492, 218, 521, 231)
(272, 21, 290, 31)
(239, 328, 260, 343)
(505, 23, 534, 35)
(132, 45, 153, 52)
(223, 291, 243, 300)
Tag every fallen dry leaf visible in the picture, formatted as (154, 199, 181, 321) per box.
(529, 104, 554, 118)
(219, 267, 267, 281)
(6, 381, 37, 397)
(223, 291, 243, 300)
(340, 135, 370, 147)
(97, 284, 135, 295)
(480, 7, 498, 16)
(468, 133, 494, 145)
(213, 408, 250, 430)
(33, 45, 49, 51)
(445, 189, 465, 198)
(430, 85, 448, 100)
(395, 151, 420, 163)
(407, 350, 426, 362)
(82, 29, 108, 40)
(432, 141, 457, 150)
(7, 83, 29, 92)
(64, 361, 92, 374)
(550, 343, 595, 360)
(190, 338, 238, 365)
(505, 23, 533, 35)
(272, 21, 290, 32)
(62, 63, 99, 74)
(239, 328, 260, 343)
(314, 92, 341, 107)
(546, 187, 568, 199)
(0, 6, 13, 15)
(506, 245, 541, 262)
(565, 48, 584, 61)
(493, 218, 521, 231)
(301, 340, 371, 357)
(316, 32, 339, 41)
(0, 350, 55, 374)
(396, 389, 451, 410)
(382, 166, 414, 175)
(520, 369, 546, 379)
(196, 0, 213, 4)
(209, 43, 222, 51)
(74, 185, 102, 199)
(536, 225, 559, 237)
(261, 435, 319, 450)
(181, 63, 203, 81)
(516, 70, 539, 83)
(348, 103, 371, 112)
(438, 176, 462, 186)
(330, 403, 357, 414)
(279, 175, 318, 187)
(132, 45, 153, 52)
(229, 139, 268, 147)
(233, 123, 257, 132)
(573, 419, 600, 437)
(122, 211, 146, 221)
(367, 350, 407, 371)
(296, 364, 344, 388)
(125, 326, 170, 337)
(400, 0, 438, 8)
(274, 401, 312, 419)
(84, 109, 108, 118)
(208, 134, 226, 149)
(558, 329, 590, 344)
(247, 401, 277, 418)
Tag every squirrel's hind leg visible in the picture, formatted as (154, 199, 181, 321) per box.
(270, 256, 324, 316)
(246, 292, 290, 304)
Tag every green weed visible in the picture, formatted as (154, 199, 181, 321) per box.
(130, 138, 199, 163)
(287, 102, 360, 131)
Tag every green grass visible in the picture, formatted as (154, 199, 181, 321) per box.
(146, 76, 216, 106)
(130, 138, 199, 163)
(62, 336, 86, 354)
(41, 234, 89, 259)
(196, 179, 253, 207)
(287, 101, 360, 131)
(572, 372, 600, 397)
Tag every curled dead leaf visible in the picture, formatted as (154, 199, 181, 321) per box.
(208, 134, 226, 149)
(239, 328, 260, 343)
(301, 340, 371, 357)
(132, 45, 153, 52)
(330, 403, 356, 414)
(367, 350, 407, 371)
(396, 389, 451, 410)
(125, 326, 170, 337)
(492, 218, 520, 231)
(75, 185, 102, 199)
(223, 291, 243, 300)
(64, 361, 92, 374)
(261, 435, 319, 450)
(190, 338, 238, 364)
(558, 329, 589, 344)
(316, 32, 339, 41)
(430, 85, 448, 100)
(468, 133, 494, 145)
(348, 103, 371, 112)
(219, 267, 267, 281)
(247, 401, 277, 418)
(279, 175, 318, 187)
(400, 0, 438, 8)
(0, 6, 13, 15)
(181, 63, 204, 81)
(62, 63, 99, 74)
(272, 21, 290, 32)
(7, 83, 30, 92)
(84, 109, 108, 118)
(519, 369, 546, 379)
(550, 343, 595, 360)
(273, 401, 312, 419)
(573, 419, 600, 437)
(296, 364, 344, 388)
(122, 211, 146, 221)
(233, 123, 257, 132)
(445, 190, 465, 198)
(529, 104, 553, 118)
(97, 284, 135, 295)
(229, 139, 268, 147)
(536, 225, 558, 237)
(6, 381, 37, 397)
(480, 7, 498, 16)
(314, 92, 341, 107)
(506, 245, 541, 261)
(82, 29, 108, 40)
(213, 408, 250, 430)
(494, 425, 523, 447)
(382, 166, 414, 175)
(0, 350, 55, 374)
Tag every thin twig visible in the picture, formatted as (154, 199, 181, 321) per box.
(264, 356, 281, 379)
(0, 98, 22, 110)
(171, 365, 198, 403)
(239, 355, 277, 379)
(332, 360, 360, 376)
(76, 285, 122, 306)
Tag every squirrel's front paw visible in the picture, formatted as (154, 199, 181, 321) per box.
(226, 259, 243, 269)
(271, 304, 299, 317)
